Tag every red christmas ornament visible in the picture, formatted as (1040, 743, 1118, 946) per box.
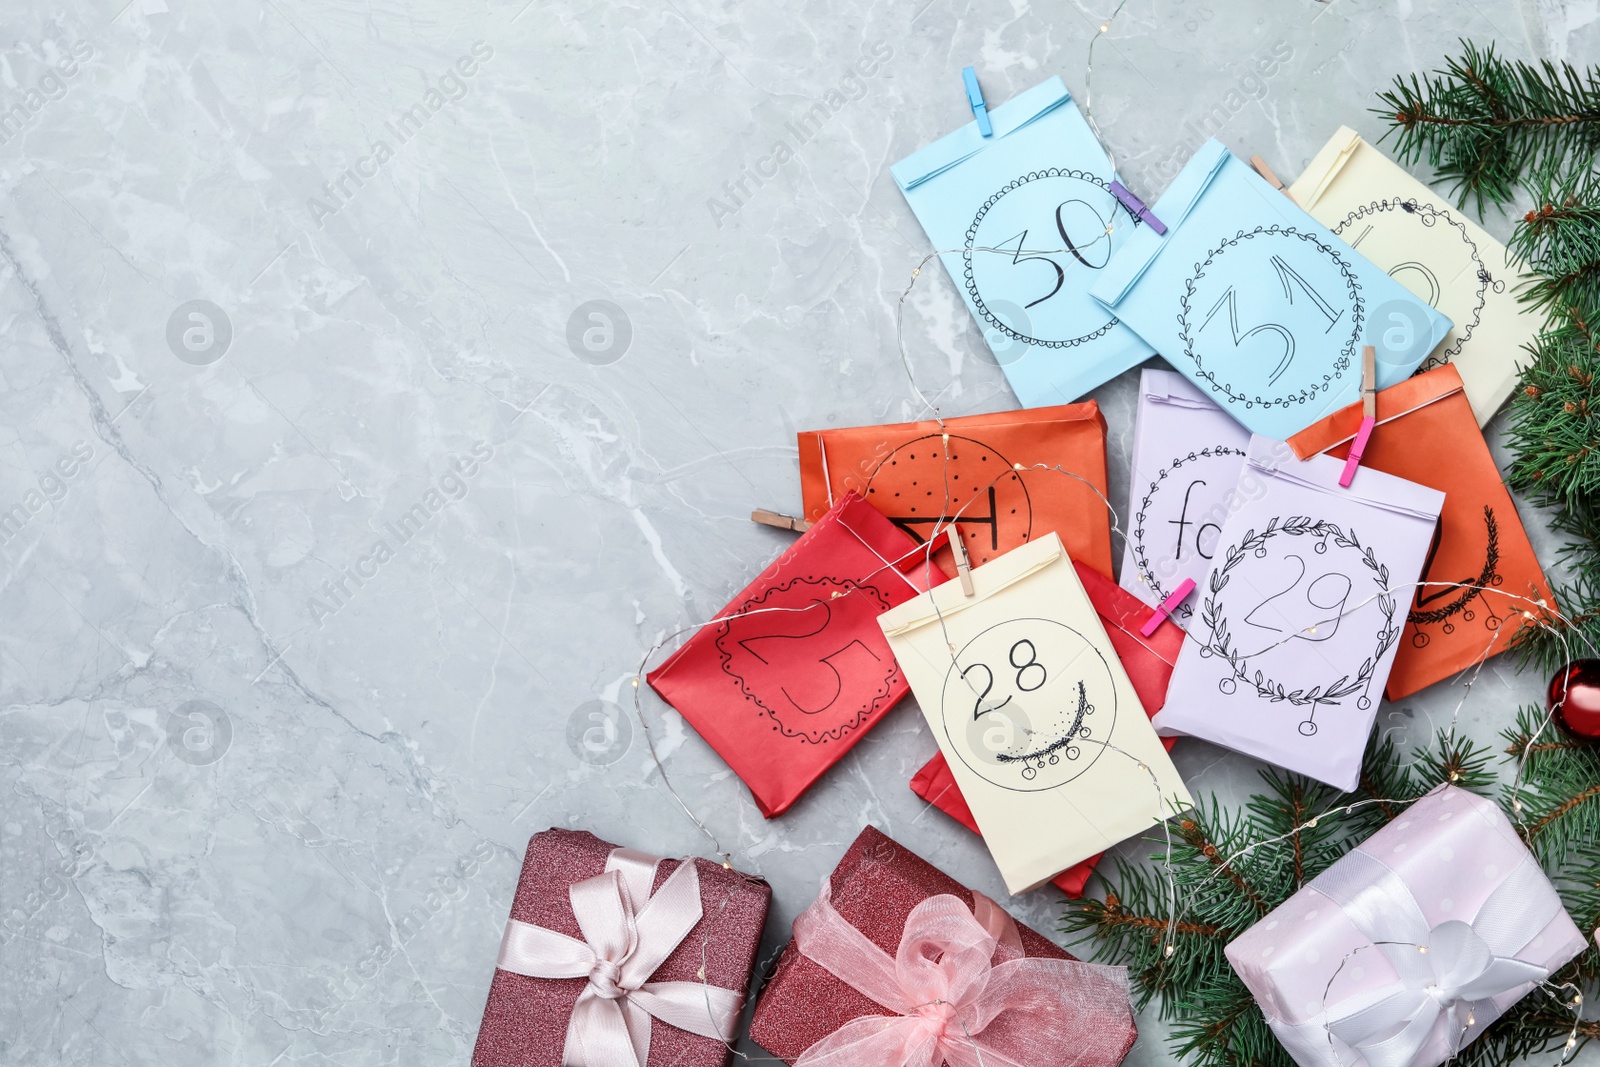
(1547, 659, 1600, 741)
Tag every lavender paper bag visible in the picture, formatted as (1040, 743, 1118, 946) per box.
(1227, 787, 1586, 1067)
(1119, 368, 1252, 630)
(1152, 437, 1443, 790)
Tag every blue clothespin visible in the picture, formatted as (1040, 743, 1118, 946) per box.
(963, 67, 992, 137)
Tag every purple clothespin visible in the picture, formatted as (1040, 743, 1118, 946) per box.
(1108, 180, 1167, 235)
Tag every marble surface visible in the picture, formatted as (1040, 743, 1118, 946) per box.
(1, 1, 1596, 1064)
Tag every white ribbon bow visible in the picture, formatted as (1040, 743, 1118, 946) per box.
(494, 848, 741, 1067)
(1276, 847, 1563, 1067)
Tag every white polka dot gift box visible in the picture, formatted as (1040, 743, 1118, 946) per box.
(1225, 786, 1587, 1067)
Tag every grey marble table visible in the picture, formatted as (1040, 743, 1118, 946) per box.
(2, 0, 1597, 1064)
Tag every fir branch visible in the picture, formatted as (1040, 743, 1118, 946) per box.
(1375, 40, 1600, 211)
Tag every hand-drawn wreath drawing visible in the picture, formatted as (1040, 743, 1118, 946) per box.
(716, 576, 899, 744)
(1177, 226, 1363, 411)
(1332, 198, 1495, 369)
(963, 168, 1131, 349)
(1407, 505, 1504, 646)
(1131, 444, 1249, 616)
(1198, 516, 1399, 737)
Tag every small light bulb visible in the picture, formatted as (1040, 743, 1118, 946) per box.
(632, 677, 640, 688)
(1307, 818, 1319, 828)
(1449, 771, 1460, 782)
(912, 268, 921, 277)
(1467, 1012, 1476, 1026)
(1514, 798, 1523, 812)
(1575, 993, 1585, 1006)
(1418, 946, 1428, 954)
(1013, 462, 1025, 470)
(1164, 944, 1175, 957)
(1099, 20, 1111, 32)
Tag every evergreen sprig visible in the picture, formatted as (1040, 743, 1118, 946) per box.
(1512, 168, 1600, 316)
(1067, 727, 1600, 1067)
(1374, 40, 1600, 212)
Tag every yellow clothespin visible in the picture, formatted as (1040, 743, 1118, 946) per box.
(947, 523, 976, 597)
(1339, 345, 1378, 488)
(1249, 154, 1299, 205)
(750, 509, 811, 533)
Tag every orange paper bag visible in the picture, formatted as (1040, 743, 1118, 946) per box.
(1287, 364, 1554, 699)
(798, 402, 1113, 579)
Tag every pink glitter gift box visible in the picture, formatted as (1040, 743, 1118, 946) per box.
(1226, 787, 1587, 1067)
(750, 826, 1139, 1067)
(472, 829, 770, 1067)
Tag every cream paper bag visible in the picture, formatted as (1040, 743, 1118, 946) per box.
(878, 532, 1191, 893)
(1288, 127, 1533, 426)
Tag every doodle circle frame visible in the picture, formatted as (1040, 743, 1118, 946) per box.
(939, 617, 1116, 792)
(1332, 197, 1493, 368)
(714, 576, 897, 745)
(1131, 445, 1248, 611)
(1199, 517, 1398, 735)
(962, 168, 1128, 349)
(1407, 506, 1504, 646)
(1177, 226, 1363, 410)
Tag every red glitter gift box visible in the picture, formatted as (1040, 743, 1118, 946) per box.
(909, 561, 1182, 898)
(472, 828, 770, 1067)
(749, 826, 1138, 1066)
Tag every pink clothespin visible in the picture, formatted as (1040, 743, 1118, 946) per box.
(1139, 578, 1195, 637)
(946, 523, 976, 597)
(1339, 345, 1378, 488)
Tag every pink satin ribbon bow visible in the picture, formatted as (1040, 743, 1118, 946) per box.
(495, 848, 740, 1067)
(792, 885, 1135, 1067)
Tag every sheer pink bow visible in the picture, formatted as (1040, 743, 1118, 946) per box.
(494, 849, 739, 1067)
(792, 885, 1135, 1067)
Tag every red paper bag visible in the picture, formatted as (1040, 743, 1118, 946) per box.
(749, 826, 1138, 1065)
(1287, 364, 1555, 699)
(646, 492, 944, 817)
(909, 561, 1181, 897)
(797, 402, 1114, 579)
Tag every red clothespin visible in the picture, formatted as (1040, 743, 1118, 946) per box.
(1139, 578, 1195, 637)
(1249, 154, 1299, 205)
(751, 508, 811, 533)
(946, 523, 976, 597)
(1339, 345, 1378, 488)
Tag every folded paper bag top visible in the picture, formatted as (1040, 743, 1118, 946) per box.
(474, 829, 770, 1067)
(910, 559, 1183, 898)
(749, 825, 1138, 1067)
(797, 400, 1113, 580)
(646, 492, 943, 816)
(1287, 126, 1531, 427)
(891, 76, 1155, 408)
(1225, 787, 1586, 1067)
(877, 532, 1192, 893)
(1088, 138, 1452, 440)
(1285, 363, 1556, 700)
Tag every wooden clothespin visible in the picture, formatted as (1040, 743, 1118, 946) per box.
(1139, 578, 1195, 637)
(946, 523, 976, 597)
(1339, 345, 1378, 488)
(1108, 181, 1167, 235)
(1249, 154, 1299, 205)
(751, 508, 811, 533)
(962, 67, 992, 137)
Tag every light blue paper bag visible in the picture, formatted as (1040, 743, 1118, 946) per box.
(1089, 139, 1452, 439)
(891, 77, 1155, 407)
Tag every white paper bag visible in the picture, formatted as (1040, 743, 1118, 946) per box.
(878, 532, 1191, 893)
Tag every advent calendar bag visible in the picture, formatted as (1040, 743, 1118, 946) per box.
(878, 532, 1190, 893)
(1289, 127, 1532, 425)
(909, 560, 1183, 897)
(1089, 139, 1451, 439)
(1287, 364, 1555, 700)
(1154, 438, 1444, 791)
(646, 493, 943, 817)
(1119, 368, 1252, 629)
(891, 76, 1154, 407)
(798, 401, 1113, 579)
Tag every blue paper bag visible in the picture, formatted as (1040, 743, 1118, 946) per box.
(891, 77, 1155, 407)
(1089, 139, 1452, 439)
